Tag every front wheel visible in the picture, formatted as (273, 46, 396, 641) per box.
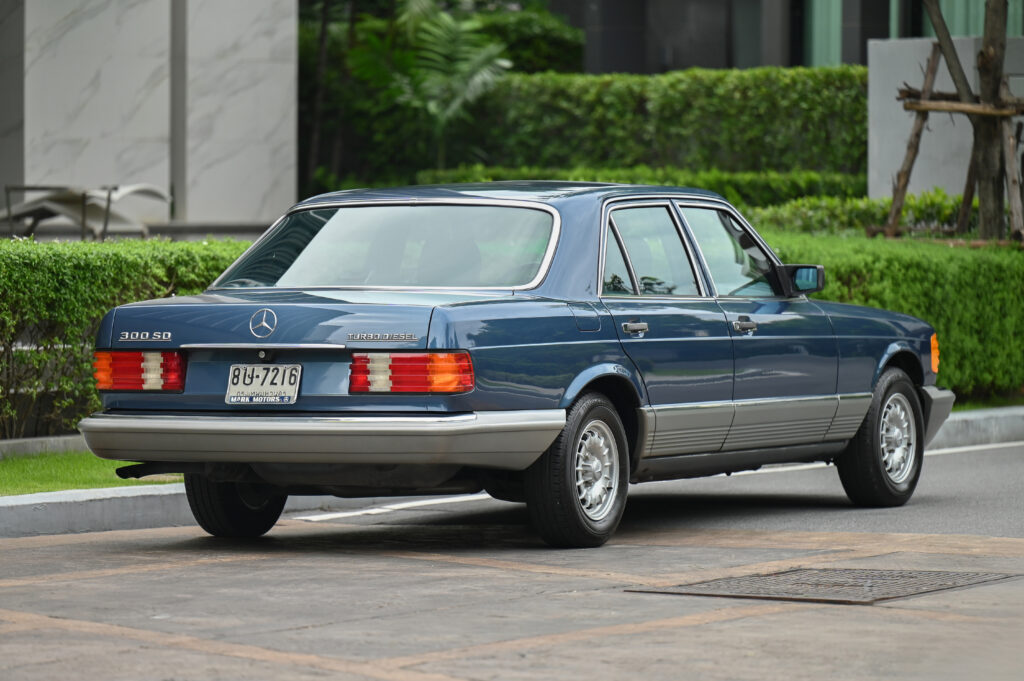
(836, 368, 924, 507)
(184, 474, 287, 537)
(524, 393, 629, 548)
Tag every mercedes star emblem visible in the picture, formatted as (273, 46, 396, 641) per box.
(249, 308, 277, 338)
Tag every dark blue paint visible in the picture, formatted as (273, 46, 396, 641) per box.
(94, 182, 940, 423)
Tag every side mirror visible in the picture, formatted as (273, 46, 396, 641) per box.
(780, 264, 825, 297)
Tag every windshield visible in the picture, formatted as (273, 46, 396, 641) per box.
(214, 204, 556, 289)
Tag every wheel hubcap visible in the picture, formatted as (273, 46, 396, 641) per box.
(879, 393, 916, 484)
(574, 419, 619, 522)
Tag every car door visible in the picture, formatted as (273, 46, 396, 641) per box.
(675, 203, 839, 450)
(599, 201, 734, 455)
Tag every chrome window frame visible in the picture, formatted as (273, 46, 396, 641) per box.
(597, 198, 709, 301)
(208, 198, 562, 292)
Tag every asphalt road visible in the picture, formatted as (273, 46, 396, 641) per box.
(1, 442, 1022, 680)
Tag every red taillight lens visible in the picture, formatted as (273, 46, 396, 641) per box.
(349, 352, 474, 393)
(93, 351, 186, 391)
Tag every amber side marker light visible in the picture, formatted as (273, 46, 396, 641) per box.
(930, 333, 940, 375)
(349, 352, 474, 393)
(93, 351, 186, 391)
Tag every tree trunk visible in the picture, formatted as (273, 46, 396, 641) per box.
(976, 0, 1008, 239)
(922, 0, 1008, 239)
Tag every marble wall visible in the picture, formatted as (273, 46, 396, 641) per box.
(2, 0, 296, 225)
(178, 0, 296, 222)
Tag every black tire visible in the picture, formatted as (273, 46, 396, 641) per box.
(836, 368, 924, 507)
(184, 474, 286, 538)
(524, 393, 629, 548)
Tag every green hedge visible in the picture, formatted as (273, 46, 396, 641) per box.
(765, 230, 1024, 396)
(463, 66, 867, 173)
(747, 190, 980, 234)
(3, 233, 1019, 437)
(0, 239, 248, 439)
(477, 8, 583, 73)
(416, 165, 866, 208)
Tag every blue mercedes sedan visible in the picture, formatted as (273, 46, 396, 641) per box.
(79, 183, 954, 547)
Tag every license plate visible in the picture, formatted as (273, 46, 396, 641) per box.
(225, 364, 302, 404)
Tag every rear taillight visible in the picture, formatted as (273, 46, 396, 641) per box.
(349, 352, 474, 393)
(93, 351, 186, 391)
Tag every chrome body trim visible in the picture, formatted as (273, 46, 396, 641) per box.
(725, 395, 838, 450)
(78, 410, 567, 471)
(180, 343, 348, 351)
(637, 394, 871, 459)
(208, 199, 562, 292)
(824, 392, 872, 441)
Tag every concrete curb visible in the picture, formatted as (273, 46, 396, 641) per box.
(0, 485, 378, 538)
(0, 434, 86, 459)
(0, 406, 1020, 537)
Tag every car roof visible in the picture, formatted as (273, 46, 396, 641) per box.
(292, 181, 726, 210)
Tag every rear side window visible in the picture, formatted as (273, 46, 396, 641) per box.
(610, 206, 700, 297)
(216, 205, 555, 288)
(602, 225, 634, 295)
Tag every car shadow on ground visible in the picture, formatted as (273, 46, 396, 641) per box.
(159, 489, 856, 555)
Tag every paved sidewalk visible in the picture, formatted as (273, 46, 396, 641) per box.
(1, 406, 1021, 538)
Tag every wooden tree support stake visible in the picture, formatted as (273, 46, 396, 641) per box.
(1001, 80, 1024, 240)
(956, 156, 977, 234)
(884, 44, 942, 237)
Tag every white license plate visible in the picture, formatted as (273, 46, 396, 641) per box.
(225, 364, 302, 404)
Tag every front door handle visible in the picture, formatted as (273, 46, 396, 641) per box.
(732, 316, 757, 334)
(622, 321, 649, 334)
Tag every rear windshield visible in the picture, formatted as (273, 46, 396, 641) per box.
(214, 204, 555, 289)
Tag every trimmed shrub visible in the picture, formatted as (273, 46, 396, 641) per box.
(463, 65, 867, 173)
(746, 190, 980, 234)
(416, 165, 866, 208)
(765, 230, 1024, 396)
(0, 239, 248, 438)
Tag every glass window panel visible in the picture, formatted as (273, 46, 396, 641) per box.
(680, 207, 778, 297)
(216, 205, 553, 288)
(602, 226, 635, 295)
(611, 207, 700, 297)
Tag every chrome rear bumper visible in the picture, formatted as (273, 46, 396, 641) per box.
(78, 410, 566, 471)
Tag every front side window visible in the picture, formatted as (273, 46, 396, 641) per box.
(610, 206, 700, 297)
(679, 207, 778, 297)
(215, 205, 554, 289)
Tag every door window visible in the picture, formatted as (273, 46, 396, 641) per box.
(609, 207, 700, 297)
(602, 225, 635, 295)
(678, 207, 778, 297)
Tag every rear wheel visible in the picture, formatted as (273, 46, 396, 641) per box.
(836, 368, 924, 507)
(184, 474, 286, 537)
(524, 393, 629, 548)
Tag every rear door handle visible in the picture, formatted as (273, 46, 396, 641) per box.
(622, 321, 649, 334)
(732, 316, 757, 334)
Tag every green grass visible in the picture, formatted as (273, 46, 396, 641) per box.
(0, 451, 182, 496)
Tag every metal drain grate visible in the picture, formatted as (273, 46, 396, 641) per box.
(631, 569, 1016, 605)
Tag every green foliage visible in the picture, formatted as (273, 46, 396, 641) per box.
(415, 165, 866, 208)
(763, 230, 1024, 397)
(394, 0, 512, 168)
(747, 190, 981, 234)
(0, 451, 180, 495)
(0, 239, 248, 439)
(464, 66, 867, 173)
(476, 8, 583, 73)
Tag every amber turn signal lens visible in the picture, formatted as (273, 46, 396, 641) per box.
(930, 333, 940, 375)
